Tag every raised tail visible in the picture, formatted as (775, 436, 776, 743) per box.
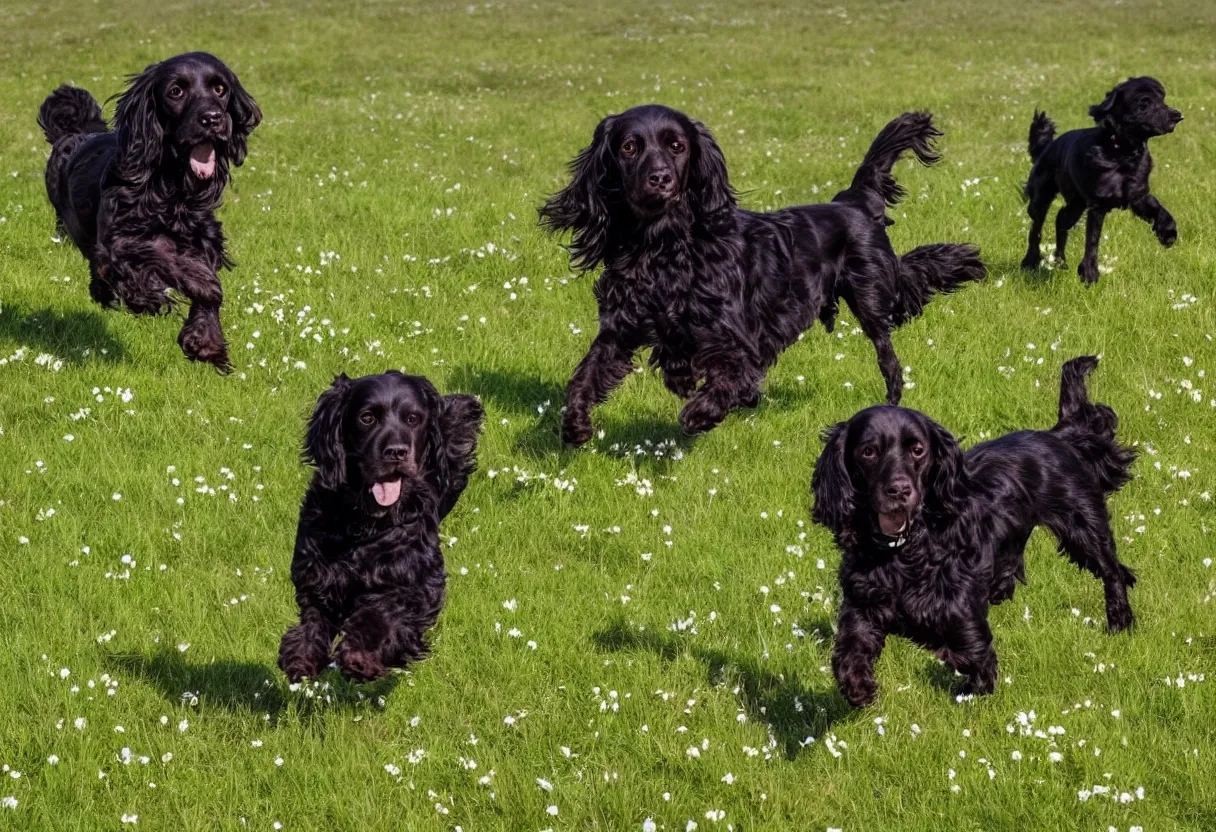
(1027, 110, 1056, 164)
(834, 112, 941, 220)
(1053, 355, 1136, 496)
(891, 243, 986, 324)
(38, 86, 107, 145)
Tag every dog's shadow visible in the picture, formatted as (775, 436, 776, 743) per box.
(592, 620, 854, 759)
(0, 304, 127, 364)
(451, 365, 696, 473)
(109, 650, 399, 718)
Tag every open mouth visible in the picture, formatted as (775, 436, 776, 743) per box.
(189, 143, 217, 179)
(370, 479, 402, 507)
(878, 510, 908, 536)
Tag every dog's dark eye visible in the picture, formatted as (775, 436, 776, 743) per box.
(214, 83, 227, 97)
(621, 140, 638, 157)
(910, 442, 926, 459)
(1137, 99, 1149, 112)
(671, 140, 686, 154)
(859, 446, 877, 461)
(405, 413, 420, 427)
(358, 411, 375, 426)
(167, 85, 184, 100)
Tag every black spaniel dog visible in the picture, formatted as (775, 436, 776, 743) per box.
(540, 105, 985, 442)
(812, 356, 1136, 707)
(279, 371, 484, 683)
(38, 52, 261, 369)
(1022, 76, 1182, 284)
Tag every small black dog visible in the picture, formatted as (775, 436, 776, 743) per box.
(39, 52, 261, 368)
(279, 372, 484, 683)
(812, 356, 1136, 707)
(540, 105, 985, 443)
(1021, 77, 1182, 285)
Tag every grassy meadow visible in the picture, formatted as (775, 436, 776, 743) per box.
(0, 0, 1214, 828)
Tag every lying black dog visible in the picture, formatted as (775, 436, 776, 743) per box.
(279, 372, 484, 683)
(540, 105, 985, 442)
(39, 52, 261, 368)
(812, 356, 1136, 706)
(1021, 77, 1182, 284)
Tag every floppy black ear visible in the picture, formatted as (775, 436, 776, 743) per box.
(429, 393, 485, 519)
(538, 114, 616, 270)
(113, 63, 164, 185)
(811, 422, 856, 539)
(225, 68, 261, 166)
(688, 120, 735, 222)
(926, 419, 966, 516)
(1089, 86, 1119, 125)
(303, 374, 352, 491)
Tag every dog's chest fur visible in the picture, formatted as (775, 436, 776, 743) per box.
(1086, 143, 1153, 205)
(842, 538, 988, 642)
(603, 225, 745, 348)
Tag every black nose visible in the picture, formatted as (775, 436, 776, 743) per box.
(383, 444, 409, 461)
(199, 110, 223, 129)
(884, 480, 913, 500)
(648, 170, 673, 189)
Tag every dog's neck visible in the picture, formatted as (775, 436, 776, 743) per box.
(1099, 123, 1148, 155)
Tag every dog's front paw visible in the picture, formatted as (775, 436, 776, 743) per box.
(988, 578, 1017, 606)
(1020, 251, 1042, 270)
(336, 642, 386, 683)
(1105, 604, 1135, 634)
(279, 656, 320, 684)
(561, 411, 593, 446)
(679, 393, 728, 436)
(838, 675, 878, 708)
(178, 325, 231, 372)
(1155, 218, 1177, 248)
(278, 624, 328, 682)
(1077, 260, 1100, 286)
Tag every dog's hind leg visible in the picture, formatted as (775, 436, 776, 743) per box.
(1077, 209, 1107, 285)
(989, 530, 1031, 605)
(1047, 502, 1135, 633)
(1021, 174, 1058, 270)
(869, 329, 903, 405)
(1053, 200, 1085, 269)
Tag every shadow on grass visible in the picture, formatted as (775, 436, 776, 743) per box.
(452, 364, 697, 472)
(592, 620, 855, 759)
(0, 304, 127, 364)
(109, 650, 399, 717)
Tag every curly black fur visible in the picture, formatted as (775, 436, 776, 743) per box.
(1021, 77, 1183, 285)
(811, 356, 1137, 707)
(279, 371, 484, 683)
(39, 52, 261, 369)
(539, 105, 985, 442)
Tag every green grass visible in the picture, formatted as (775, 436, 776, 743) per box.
(2, 0, 1215, 828)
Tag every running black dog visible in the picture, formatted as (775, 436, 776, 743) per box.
(1021, 77, 1182, 284)
(540, 105, 985, 442)
(279, 372, 483, 683)
(39, 52, 261, 368)
(812, 357, 1136, 706)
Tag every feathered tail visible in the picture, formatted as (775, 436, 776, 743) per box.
(38, 85, 107, 145)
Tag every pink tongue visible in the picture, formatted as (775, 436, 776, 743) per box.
(189, 143, 216, 179)
(371, 479, 402, 507)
